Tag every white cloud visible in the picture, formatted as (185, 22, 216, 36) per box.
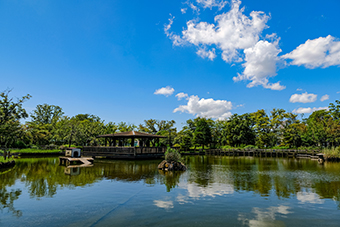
(154, 86, 175, 97)
(173, 94, 233, 119)
(175, 0, 270, 63)
(190, 3, 200, 14)
(289, 92, 317, 103)
(296, 88, 303, 91)
(166, 0, 287, 90)
(196, 48, 216, 60)
(153, 200, 174, 209)
(337, 91, 340, 94)
(233, 40, 285, 90)
(164, 15, 184, 46)
(293, 107, 328, 114)
(181, 8, 187, 14)
(320, 94, 329, 102)
(196, 0, 227, 10)
(176, 92, 189, 100)
(283, 35, 340, 68)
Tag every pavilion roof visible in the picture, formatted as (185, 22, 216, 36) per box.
(97, 131, 166, 138)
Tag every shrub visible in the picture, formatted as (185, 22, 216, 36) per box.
(322, 147, 340, 158)
(14, 141, 27, 149)
(244, 145, 258, 149)
(165, 147, 183, 163)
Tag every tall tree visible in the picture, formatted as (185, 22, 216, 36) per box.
(0, 90, 31, 149)
(193, 117, 212, 149)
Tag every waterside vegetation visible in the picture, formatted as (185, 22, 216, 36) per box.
(1, 90, 340, 158)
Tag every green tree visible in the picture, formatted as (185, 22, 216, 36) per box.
(0, 90, 31, 149)
(224, 113, 255, 147)
(193, 117, 212, 150)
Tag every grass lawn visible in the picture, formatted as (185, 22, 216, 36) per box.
(0, 156, 14, 163)
(0, 148, 62, 154)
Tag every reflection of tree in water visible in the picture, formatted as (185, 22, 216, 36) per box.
(186, 156, 214, 187)
(185, 156, 340, 202)
(157, 170, 184, 192)
(0, 158, 162, 200)
(0, 188, 22, 217)
(314, 181, 340, 208)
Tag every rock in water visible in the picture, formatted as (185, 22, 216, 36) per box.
(158, 160, 186, 171)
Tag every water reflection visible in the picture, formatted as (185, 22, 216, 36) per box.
(0, 188, 22, 217)
(1, 156, 340, 222)
(238, 205, 291, 227)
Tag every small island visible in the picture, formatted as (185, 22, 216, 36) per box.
(158, 148, 187, 171)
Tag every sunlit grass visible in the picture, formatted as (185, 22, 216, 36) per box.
(0, 156, 14, 163)
(0, 148, 61, 154)
(322, 147, 340, 158)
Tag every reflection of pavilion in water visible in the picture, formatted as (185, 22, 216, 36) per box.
(64, 167, 80, 176)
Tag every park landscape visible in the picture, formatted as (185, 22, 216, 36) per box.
(1, 0, 340, 226)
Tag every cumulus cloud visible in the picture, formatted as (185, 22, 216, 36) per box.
(196, 0, 227, 10)
(293, 107, 328, 114)
(196, 48, 216, 60)
(173, 94, 233, 119)
(320, 94, 329, 102)
(289, 92, 317, 103)
(166, 0, 288, 90)
(178, 0, 269, 62)
(181, 8, 187, 14)
(233, 40, 285, 90)
(154, 86, 175, 97)
(176, 92, 189, 100)
(283, 35, 340, 68)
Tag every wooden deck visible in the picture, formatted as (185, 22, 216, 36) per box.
(59, 156, 94, 166)
(83, 146, 166, 159)
(203, 149, 324, 160)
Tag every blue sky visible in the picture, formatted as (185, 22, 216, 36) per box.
(1, 0, 340, 128)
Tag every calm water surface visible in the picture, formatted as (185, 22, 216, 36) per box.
(1, 156, 340, 226)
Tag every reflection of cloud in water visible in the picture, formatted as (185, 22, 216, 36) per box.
(238, 205, 291, 227)
(153, 200, 174, 209)
(179, 182, 234, 198)
(297, 191, 324, 204)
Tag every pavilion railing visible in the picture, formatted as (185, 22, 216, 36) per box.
(83, 146, 166, 157)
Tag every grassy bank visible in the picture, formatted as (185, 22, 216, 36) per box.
(322, 147, 340, 159)
(1, 148, 62, 154)
(0, 156, 14, 163)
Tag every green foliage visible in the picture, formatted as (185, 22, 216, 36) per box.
(0, 89, 31, 149)
(322, 147, 340, 158)
(165, 147, 183, 163)
(7, 148, 61, 154)
(244, 145, 258, 149)
(0, 156, 14, 163)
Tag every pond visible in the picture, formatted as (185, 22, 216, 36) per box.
(1, 156, 340, 226)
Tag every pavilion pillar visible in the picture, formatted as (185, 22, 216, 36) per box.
(131, 138, 135, 147)
(105, 138, 107, 147)
(113, 139, 116, 146)
(146, 139, 150, 147)
(119, 139, 123, 147)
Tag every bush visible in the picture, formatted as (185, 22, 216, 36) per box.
(322, 147, 340, 158)
(165, 147, 183, 163)
(13, 141, 27, 149)
(244, 145, 258, 149)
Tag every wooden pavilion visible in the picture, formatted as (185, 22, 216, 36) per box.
(97, 131, 166, 147)
(83, 131, 167, 159)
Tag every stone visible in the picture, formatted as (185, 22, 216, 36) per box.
(157, 160, 186, 171)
